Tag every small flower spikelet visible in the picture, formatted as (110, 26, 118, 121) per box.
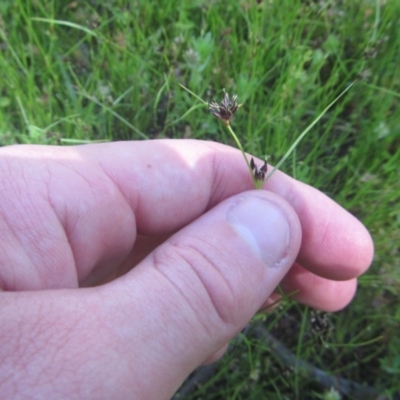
(250, 158, 268, 182)
(209, 90, 241, 124)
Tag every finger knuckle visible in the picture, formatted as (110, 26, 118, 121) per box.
(152, 238, 240, 327)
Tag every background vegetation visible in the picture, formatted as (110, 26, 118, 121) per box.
(1, 0, 399, 398)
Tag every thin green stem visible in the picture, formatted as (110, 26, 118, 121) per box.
(179, 83, 258, 188)
(226, 123, 258, 188)
(178, 84, 208, 106)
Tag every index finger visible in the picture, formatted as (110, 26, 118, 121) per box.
(79, 139, 373, 281)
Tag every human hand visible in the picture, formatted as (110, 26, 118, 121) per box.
(0, 140, 373, 399)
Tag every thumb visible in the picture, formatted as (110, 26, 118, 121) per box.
(108, 190, 302, 399)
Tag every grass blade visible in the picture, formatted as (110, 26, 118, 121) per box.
(266, 82, 355, 181)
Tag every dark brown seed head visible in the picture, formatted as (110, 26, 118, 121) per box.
(250, 157, 268, 182)
(209, 90, 240, 123)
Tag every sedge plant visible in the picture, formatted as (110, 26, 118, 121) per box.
(179, 82, 355, 189)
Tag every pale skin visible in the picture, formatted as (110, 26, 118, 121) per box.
(0, 140, 373, 399)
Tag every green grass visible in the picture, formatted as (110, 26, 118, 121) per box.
(1, 0, 400, 398)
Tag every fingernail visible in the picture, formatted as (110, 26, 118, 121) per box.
(227, 195, 290, 268)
